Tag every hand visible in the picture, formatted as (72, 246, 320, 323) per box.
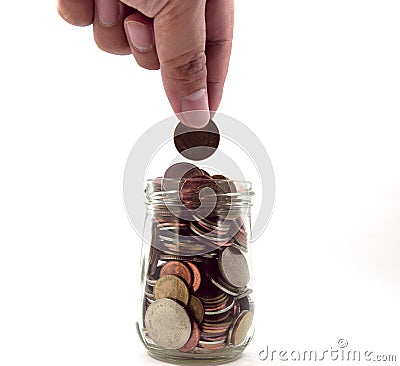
(58, 0, 234, 128)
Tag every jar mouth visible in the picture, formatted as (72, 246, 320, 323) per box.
(145, 178, 254, 211)
(145, 178, 253, 190)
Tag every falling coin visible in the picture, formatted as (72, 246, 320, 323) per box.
(160, 261, 193, 287)
(174, 120, 220, 161)
(230, 310, 254, 346)
(145, 298, 191, 349)
(218, 246, 250, 288)
(154, 274, 190, 306)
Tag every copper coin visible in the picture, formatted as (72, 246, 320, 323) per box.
(211, 174, 237, 194)
(163, 162, 203, 191)
(179, 319, 200, 352)
(174, 120, 220, 161)
(230, 310, 254, 346)
(160, 261, 192, 287)
(180, 175, 220, 209)
(185, 261, 201, 292)
(154, 274, 190, 306)
(188, 295, 204, 324)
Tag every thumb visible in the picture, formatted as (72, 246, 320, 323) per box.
(154, 0, 209, 128)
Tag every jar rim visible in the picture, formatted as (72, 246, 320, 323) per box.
(145, 177, 254, 210)
(145, 177, 253, 185)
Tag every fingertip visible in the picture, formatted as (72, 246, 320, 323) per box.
(179, 89, 210, 128)
(57, 1, 94, 27)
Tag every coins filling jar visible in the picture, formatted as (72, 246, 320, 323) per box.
(137, 175, 255, 363)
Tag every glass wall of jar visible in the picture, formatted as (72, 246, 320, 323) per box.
(137, 177, 255, 364)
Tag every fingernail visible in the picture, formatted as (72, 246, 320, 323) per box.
(125, 21, 153, 52)
(97, 0, 120, 26)
(180, 89, 210, 128)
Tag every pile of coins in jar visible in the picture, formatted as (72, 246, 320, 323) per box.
(142, 156, 254, 352)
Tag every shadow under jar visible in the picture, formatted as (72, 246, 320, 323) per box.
(137, 178, 255, 364)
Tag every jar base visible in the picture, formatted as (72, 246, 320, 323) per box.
(137, 322, 253, 364)
(147, 344, 246, 365)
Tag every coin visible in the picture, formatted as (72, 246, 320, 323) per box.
(211, 174, 237, 195)
(179, 175, 220, 210)
(198, 339, 226, 350)
(145, 298, 191, 349)
(185, 261, 201, 292)
(230, 310, 254, 346)
(163, 162, 203, 191)
(218, 247, 250, 288)
(154, 274, 190, 306)
(174, 120, 220, 161)
(211, 276, 243, 296)
(179, 319, 200, 352)
(160, 261, 193, 287)
(187, 295, 204, 324)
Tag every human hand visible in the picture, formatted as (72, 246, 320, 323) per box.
(58, 0, 234, 128)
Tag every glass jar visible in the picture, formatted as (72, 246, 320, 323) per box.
(136, 177, 255, 364)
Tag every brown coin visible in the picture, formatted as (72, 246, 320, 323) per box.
(180, 175, 220, 209)
(148, 245, 161, 277)
(174, 120, 220, 161)
(230, 310, 254, 346)
(188, 295, 204, 324)
(160, 261, 192, 287)
(179, 319, 200, 352)
(185, 261, 201, 292)
(163, 162, 203, 191)
(211, 174, 237, 194)
(154, 274, 190, 306)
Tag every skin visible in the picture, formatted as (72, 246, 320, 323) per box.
(57, 0, 234, 128)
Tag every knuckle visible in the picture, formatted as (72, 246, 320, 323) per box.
(163, 52, 206, 86)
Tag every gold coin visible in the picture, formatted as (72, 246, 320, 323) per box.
(231, 310, 254, 346)
(154, 274, 189, 306)
(188, 295, 204, 324)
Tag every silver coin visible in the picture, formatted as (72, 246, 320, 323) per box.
(145, 298, 191, 349)
(211, 276, 242, 296)
(218, 247, 250, 288)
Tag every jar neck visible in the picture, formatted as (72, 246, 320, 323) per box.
(145, 178, 253, 211)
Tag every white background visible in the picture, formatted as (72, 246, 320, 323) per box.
(0, 1, 399, 365)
